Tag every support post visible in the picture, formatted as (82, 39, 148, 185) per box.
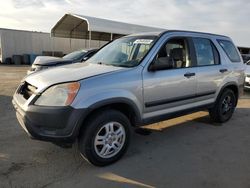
(51, 36, 54, 57)
(89, 30, 91, 48)
(70, 38, 72, 51)
(110, 33, 113, 41)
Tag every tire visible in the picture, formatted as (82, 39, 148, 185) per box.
(209, 89, 236, 123)
(78, 109, 131, 166)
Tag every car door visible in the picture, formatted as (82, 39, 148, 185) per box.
(142, 36, 197, 120)
(192, 37, 228, 104)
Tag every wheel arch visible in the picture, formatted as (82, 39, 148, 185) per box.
(76, 98, 142, 138)
(217, 82, 239, 106)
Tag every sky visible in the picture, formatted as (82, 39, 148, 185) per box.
(0, 0, 249, 46)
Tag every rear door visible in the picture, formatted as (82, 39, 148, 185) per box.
(192, 37, 227, 103)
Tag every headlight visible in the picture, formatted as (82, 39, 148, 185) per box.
(35, 82, 80, 106)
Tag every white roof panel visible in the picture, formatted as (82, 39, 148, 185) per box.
(72, 14, 165, 34)
(51, 13, 165, 40)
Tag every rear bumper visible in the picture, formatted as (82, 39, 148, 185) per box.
(245, 77, 250, 89)
(12, 99, 86, 143)
(244, 81, 250, 90)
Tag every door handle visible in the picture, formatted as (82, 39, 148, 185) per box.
(184, 72, 195, 78)
(219, 69, 228, 73)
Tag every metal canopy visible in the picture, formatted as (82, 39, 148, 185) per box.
(51, 13, 165, 41)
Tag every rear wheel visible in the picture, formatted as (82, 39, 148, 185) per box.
(209, 89, 236, 123)
(78, 109, 131, 166)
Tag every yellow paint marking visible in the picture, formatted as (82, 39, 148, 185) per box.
(0, 153, 9, 161)
(143, 111, 209, 131)
(98, 172, 155, 188)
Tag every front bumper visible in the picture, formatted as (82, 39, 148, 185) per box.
(12, 98, 86, 143)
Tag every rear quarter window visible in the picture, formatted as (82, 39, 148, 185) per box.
(217, 40, 241, 62)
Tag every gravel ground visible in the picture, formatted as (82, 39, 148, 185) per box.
(0, 65, 250, 188)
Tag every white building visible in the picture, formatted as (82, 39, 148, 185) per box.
(51, 13, 165, 46)
(0, 13, 165, 64)
(0, 28, 105, 63)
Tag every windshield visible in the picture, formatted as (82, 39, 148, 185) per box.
(63, 50, 86, 60)
(88, 35, 157, 67)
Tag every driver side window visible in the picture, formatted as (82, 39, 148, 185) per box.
(154, 38, 191, 70)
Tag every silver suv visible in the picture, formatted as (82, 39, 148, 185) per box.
(13, 30, 245, 166)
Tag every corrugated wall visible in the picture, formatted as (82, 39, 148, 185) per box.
(0, 32, 2, 62)
(0, 29, 107, 63)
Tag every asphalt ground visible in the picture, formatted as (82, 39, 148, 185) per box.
(0, 65, 250, 188)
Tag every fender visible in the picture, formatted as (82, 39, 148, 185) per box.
(87, 97, 142, 123)
(216, 81, 239, 105)
(72, 96, 143, 138)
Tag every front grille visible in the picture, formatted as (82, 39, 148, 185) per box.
(18, 82, 37, 100)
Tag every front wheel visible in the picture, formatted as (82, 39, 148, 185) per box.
(209, 89, 236, 123)
(78, 109, 131, 166)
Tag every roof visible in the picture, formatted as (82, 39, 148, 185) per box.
(126, 30, 229, 41)
(51, 13, 165, 41)
(127, 31, 164, 37)
(238, 46, 250, 49)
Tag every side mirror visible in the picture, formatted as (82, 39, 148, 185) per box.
(148, 59, 173, 71)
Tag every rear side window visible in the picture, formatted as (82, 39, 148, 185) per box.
(193, 38, 220, 66)
(217, 40, 241, 62)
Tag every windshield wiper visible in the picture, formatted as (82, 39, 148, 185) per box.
(96, 62, 114, 67)
(106, 63, 134, 68)
(96, 62, 133, 68)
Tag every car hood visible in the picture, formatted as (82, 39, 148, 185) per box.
(34, 56, 72, 66)
(25, 63, 126, 92)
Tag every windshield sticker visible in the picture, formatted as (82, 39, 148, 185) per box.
(133, 39, 153, 45)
